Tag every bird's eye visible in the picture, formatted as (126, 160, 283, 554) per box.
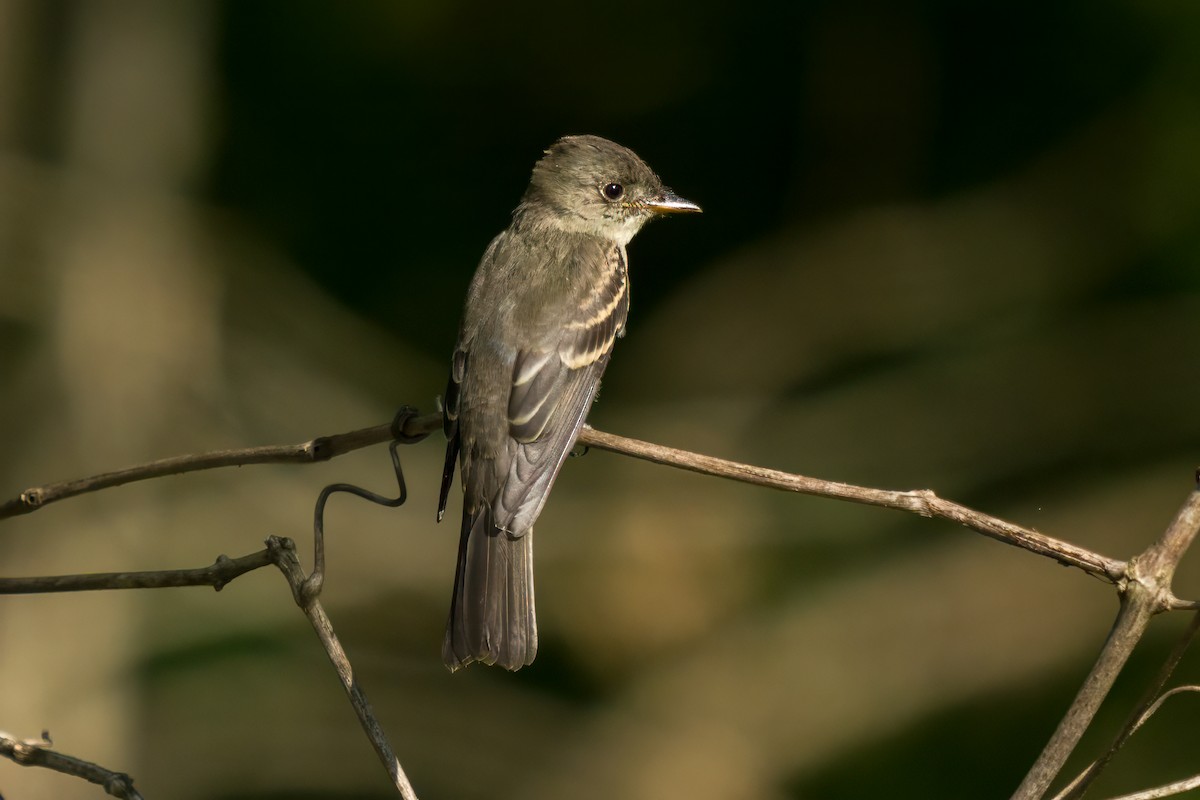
(601, 182, 624, 201)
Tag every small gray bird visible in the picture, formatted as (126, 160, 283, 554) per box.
(437, 135, 700, 671)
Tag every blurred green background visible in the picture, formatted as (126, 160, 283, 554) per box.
(2, 1, 1199, 798)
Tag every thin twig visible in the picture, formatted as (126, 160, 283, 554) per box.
(2, 478, 421, 794)
(0, 416, 438, 520)
(266, 536, 419, 800)
(0, 414, 1129, 585)
(1, 414, 1196, 800)
(0, 729, 144, 799)
(1132, 685, 1200, 727)
(1013, 484, 1200, 800)
(0, 549, 274, 594)
(1103, 773, 1200, 800)
(578, 425, 1127, 582)
(302, 428, 419, 604)
(1054, 619, 1200, 800)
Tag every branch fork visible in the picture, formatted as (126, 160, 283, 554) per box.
(2, 408, 1198, 800)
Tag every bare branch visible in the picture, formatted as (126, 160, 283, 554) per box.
(1053, 618, 1200, 800)
(0, 549, 274, 594)
(0, 415, 439, 520)
(3, 408, 1199, 800)
(1, 414, 1130, 583)
(1103, 774, 1200, 800)
(0, 534, 420, 793)
(6, 411, 1196, 800)
(578, 425, 1127, 582)
(1132, 685, 1200, 728)
(266, 536, 419, 800)
(1137, 483, 1200, 586)
(0, 729, 143, 799)
(1013, 484, 1200, 800)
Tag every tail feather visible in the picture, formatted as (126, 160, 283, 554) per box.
(443, 503, 537, 671)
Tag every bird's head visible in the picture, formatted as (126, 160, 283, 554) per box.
(522, 135, 700, 244)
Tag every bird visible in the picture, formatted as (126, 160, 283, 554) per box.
(437, 134, 700, 671)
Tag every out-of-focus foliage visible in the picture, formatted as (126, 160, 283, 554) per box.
(1, 1, 1198, 798)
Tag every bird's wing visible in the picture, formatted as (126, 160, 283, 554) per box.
(494, 243, 629, 534)
(437, 346, 466, 522)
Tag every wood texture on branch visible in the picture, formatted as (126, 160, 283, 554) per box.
(3, 409, 1198, 800)
(1, 411, 1129, 586)
(0, 730, 143, 799)
(0, 549, 274, 594)
(1012, 484, 1200, 800)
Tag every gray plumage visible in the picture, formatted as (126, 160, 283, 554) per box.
(438, 135, 700, 671)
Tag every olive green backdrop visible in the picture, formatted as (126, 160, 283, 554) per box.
(1, 1, 1198, 798)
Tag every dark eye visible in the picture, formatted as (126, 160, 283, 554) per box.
(601, 182, 624, 201)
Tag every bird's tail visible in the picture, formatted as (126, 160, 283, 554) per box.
(442, 503, 537, 672)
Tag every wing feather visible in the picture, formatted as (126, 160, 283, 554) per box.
(493, 244, 629, 533)
(437, 348, 467, 521)
(443, 237, 629, 670)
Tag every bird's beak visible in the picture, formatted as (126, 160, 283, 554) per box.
(644, 191, 702, 215)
